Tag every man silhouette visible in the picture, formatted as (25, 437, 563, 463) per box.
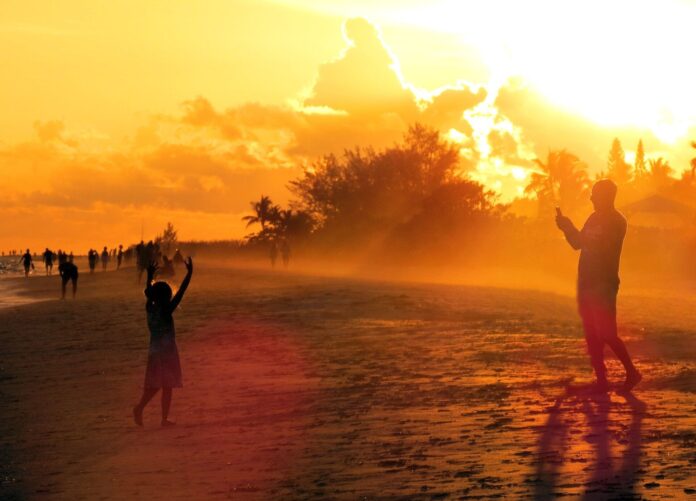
(42, 247, 54, 275)
(117, 244, 124, 270)
(59, 260, 79, 299)
(556, 179, 641, 393)
(101, 246, 109, 271)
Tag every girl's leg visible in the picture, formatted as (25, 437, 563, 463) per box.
(133, 387, 159, 426)
(161, 387, 173, 425)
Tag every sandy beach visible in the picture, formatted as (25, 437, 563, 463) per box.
(1, 263, 695, 499)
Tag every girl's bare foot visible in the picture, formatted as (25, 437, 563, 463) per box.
(161, 419, 176, 427)
(133, 406, 143, 427)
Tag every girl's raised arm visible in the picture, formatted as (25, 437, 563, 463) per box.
(169, 257, 193, 313)
(144, 261, 158, 298)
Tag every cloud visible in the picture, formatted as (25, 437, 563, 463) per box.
(0, 16, 495, 250)
(494, 78, 669, 172)
(171, 18, 486, 160)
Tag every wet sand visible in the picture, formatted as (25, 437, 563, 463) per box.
(0, 264, 694, 499)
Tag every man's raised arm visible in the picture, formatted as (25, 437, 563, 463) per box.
(555, 211, 583, 250)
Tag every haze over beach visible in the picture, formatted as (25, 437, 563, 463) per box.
(2, 1, 696, 499)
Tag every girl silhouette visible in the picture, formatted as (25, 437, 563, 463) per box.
(133, 257, 193, 427)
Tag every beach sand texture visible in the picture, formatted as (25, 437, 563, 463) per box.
(1, 265, 695, 499)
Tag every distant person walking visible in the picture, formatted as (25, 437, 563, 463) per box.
(19, 249, 34, 277)
(117, 244, 124, 270)
(68, 251, 74, 263)
(269, 241, 278, 268)
(88, 249, 98, 273)
(136, 240, 146, 283)
(58, 261, 79, 299)
(172, 249, 184, 268)
(101, 246, 109, 271)
(280, 240, 291, 268)
(133, 257, 193, 427)
(42, 248, 54, 275)
(555, 179, 642, 393)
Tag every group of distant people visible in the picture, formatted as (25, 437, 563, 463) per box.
(269, 239, 291, 269)
(86, 245, 125, 274)
(16, 248, 78, 298)
(134, 240, 185, 283)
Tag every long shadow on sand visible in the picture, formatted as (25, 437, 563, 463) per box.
(532, 390, 647, 500)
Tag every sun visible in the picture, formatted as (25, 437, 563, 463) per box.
(396, 0, 696, 144)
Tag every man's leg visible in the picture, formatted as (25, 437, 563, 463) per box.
(72, 275, 78, 298)
(579, 293, 608, 387)
(61, 276, 68, 299)
(596, 293, 641, 389)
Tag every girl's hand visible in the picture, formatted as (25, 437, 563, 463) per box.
(185, 257, 193, 274)
(147, 261, 159, 276)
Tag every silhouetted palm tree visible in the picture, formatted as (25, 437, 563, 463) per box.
(242, 195, 279, 230)
(525, 149, 590, 217)
(647, 157, 673, 190)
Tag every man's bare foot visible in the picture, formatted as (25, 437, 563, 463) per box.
(133, 406, 143, 427)
(161, 420, 176, 427)
(620, 370, 642, 393)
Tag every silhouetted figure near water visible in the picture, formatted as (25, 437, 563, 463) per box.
(68, 251, 74, 263)
(117, 244, 124, 269)
(101, 246, 109, 271)
(58, 250, 67, 266)
(280, 240, 291, 268)
(556, 179, 642, 393)
(269, 241, 278, 268)
(59, 261, 78, 299)
(172, 249, 184, 268)
(159, 255, 175, 277)
(42, 248, 54, 275)
(88, 249, 98, 273)
(133, 257, 193, 427)
(19, 249, 34, 277)
(136, 240, 146, 283)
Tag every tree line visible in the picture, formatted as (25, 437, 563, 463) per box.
(241, 124, 696, 256)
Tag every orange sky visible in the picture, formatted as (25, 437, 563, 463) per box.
(1, 0, 695, 251)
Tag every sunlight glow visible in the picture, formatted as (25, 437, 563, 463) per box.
(273, 0, 696, 143)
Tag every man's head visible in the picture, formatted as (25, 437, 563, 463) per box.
(591, 179, 618, 211)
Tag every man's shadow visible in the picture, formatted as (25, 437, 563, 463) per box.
(532, 390, 647, 500)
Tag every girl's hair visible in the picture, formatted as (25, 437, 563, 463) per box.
(151, 281, 173, 304)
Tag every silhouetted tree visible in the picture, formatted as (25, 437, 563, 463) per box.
(242, 195, 279, 231)
(275, 209, 315, 241)
(607, 138, 632, 184)
(634, 139, 647, 179)
(290, 124, 495, 245)
(647, 157, 673, 190)
(525, 149, 590, 218)
(690, 140, 696, 181)
(156, 222, 178, 254)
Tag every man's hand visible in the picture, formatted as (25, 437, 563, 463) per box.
(555, 214, 574, 233)
(184, 257, 193, 274)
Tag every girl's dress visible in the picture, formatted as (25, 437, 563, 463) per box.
(144, 303, 182, 388)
